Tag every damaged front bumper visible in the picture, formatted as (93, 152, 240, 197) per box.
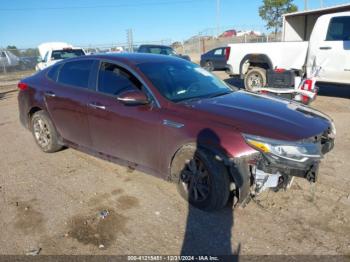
(230, 125, 335, 206)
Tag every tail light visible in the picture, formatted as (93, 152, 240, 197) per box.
(18, 82, 28, 91)
(301, 79, 313, 91)
(302, 95, 310, 104)
(225, 47, 230, 61)
(274, 68, 285, 73)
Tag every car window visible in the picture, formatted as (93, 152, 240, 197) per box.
(0, 51, 6, 58)
(58, 60, 93, 88)
(138, 46, 147, 52)
(137, 60, 233, 102)
(326, 16, 350, 41)
(144, 46, 176, 55)
(47, 64, 60, 82)
(97, 62, 142, 96)
(51, 49, 85, 61)
(214, 49, 223, 55)
(43, 51, 49, 62)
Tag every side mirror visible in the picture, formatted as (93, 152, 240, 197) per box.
(117, 89, 149, 105)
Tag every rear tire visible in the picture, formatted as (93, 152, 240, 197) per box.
(244, 67, 267, 91)
(171, 145, 230, 211)
(204, 61, 214, 72)
(31, 111, 63, 153)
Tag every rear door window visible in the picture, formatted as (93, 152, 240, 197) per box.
(326, 16, 350, 41)
(58, 60, 94, 88)
(214, 48, 223, 56)
(47, 64, 61, 81)
(97, 62, 142, 96)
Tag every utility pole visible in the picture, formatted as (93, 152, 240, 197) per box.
(216, 0, 220, 37)
(126, 29, 133, 53)
(304, 0, 308, 10)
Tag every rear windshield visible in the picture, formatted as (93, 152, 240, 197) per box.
(51, 49, 85, 61)
(141, 46, 176, 55)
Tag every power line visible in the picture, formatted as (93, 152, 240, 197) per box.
(0, 0, 206, 12)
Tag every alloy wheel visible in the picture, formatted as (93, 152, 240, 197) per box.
(180, 157, 210, 202)
(205, 61, 214, 72)
(33, 118, 51, 148)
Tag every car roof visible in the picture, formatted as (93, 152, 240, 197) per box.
(138, 44, 171, 48)
(77, 53, 186, 65)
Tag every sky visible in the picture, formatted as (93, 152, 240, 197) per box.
(0, 0, 349, 48)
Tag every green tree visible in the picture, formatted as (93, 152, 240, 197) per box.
(6, 45, 20, 56)
(259, 0, 298, 35)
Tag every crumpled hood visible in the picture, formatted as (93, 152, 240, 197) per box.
(188, 90, 332, 141)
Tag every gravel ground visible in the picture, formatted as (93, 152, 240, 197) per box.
(0, 71, 349, 256)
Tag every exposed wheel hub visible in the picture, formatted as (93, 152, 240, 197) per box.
(248, 73, 263, 88)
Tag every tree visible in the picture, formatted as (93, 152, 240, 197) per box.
(259, 0, 298, 35)
(6, 45, 20, 56)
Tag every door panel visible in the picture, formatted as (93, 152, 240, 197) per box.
(87, 61, 162, 171)
(316, 41, 350, 83)
(45, 83, 92, 147)
(315, 16, 350, 83)
(44, 60, 94, 147)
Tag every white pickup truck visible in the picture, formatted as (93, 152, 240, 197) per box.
(36, 42, 86, 71)
(226, 9, 350, 89)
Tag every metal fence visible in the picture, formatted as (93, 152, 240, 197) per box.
(0, 32, 280, 74)
(175, 34, 281, 63)
(0, 39, 172, 74)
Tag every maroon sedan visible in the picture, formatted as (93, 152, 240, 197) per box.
(18, 54, 335, 211)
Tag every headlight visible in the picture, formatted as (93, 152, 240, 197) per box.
(243, 134, 322, 162)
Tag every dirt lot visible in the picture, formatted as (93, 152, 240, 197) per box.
(0, 70, 349, 256)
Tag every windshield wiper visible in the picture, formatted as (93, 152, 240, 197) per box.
(176, 96, 204, 103)
(205, 91, 233, 99)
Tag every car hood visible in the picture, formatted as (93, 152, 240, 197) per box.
(187, 90, 332, 141)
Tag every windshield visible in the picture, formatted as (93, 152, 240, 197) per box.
(51, 49, 85, 61)
(149, 47, 177, 56)
(137, 60, 234, 102)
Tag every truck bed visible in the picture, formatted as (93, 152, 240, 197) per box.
(227, 41, 309, 75)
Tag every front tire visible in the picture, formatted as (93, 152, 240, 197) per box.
(244, 67, 267, 91)
(31, 111, 63, 153)
(171, 145, 230, 211)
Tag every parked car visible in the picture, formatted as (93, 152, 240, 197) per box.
(200, 47, 230, 71)
(0, 50, 20, 70)
(19, 56, 38, 70)
(137, 44, 191, 61)
(36, 42, 86, 71)
(219, 29, 236, 38)
(0, 50, 36, 71)
(18, 54, 335, 211)
(226, 10, 350, 90)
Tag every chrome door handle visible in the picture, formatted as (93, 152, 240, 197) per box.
(163, 119, 184, 128)
(45, 91, 56, 97)
(319, 46, 332, 50)
(88, 103, 106, 110)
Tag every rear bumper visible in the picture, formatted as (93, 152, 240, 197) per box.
(17, 91, 30, 129)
